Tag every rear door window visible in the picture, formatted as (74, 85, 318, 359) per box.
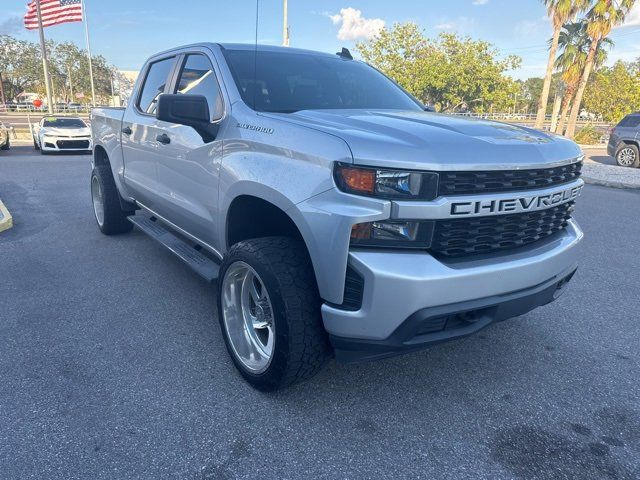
(137, 57, 176, 115)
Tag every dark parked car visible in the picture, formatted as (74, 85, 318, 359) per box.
(608, 112, 640, 168)
(0, 121, 11, 151)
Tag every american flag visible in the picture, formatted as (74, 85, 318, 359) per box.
(24, 0, 83, 30)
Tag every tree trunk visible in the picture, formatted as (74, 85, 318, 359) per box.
(565, 38, 598, 139)
(555, 84, 576, 134)
(534, 24, 561, 130)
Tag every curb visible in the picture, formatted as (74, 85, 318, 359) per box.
(0, 199, 13, 233)
(582, 176, 640, 190)
(578, 144, 607, 150)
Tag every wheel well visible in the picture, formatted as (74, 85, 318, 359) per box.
(621, 140, 639, 149)
(226, 196, 303, 248)
(94, 145, 109, 166)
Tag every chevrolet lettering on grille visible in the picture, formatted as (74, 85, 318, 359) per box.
(450, 184, 583, 217)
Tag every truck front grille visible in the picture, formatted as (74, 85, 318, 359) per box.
(437, 161, 582, 196)
(430, 202, 575, 257)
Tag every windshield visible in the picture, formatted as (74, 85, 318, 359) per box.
(42, 118, 86, 128)
(222, 49, 423, 113)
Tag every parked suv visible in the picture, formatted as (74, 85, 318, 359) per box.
(608, 112, 640, 168)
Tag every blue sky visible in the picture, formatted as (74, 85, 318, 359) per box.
(1, 0, 639, 79)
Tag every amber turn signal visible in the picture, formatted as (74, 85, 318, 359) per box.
(336, 166, 376, 194)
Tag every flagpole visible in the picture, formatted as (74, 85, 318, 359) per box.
(81, 0, 96, 106)
(35, 0, 54, 114)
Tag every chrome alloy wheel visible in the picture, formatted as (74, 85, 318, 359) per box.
(221, 262, 275, 373)
(91, 175, 105, 227)
(618, 147, 637, 167)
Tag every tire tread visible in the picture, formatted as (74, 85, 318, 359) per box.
(92, 164, 134, 235)
(220, 237, 330, 390)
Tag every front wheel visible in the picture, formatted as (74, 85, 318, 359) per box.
(1, 139, 9, 150)
(218, 237, 330, 391)
(616, 144, 639, 168)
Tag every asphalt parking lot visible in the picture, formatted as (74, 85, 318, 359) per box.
(1, 145, 639, 480)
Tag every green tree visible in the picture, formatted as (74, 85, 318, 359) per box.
(0, 34, 119, 105)
(554, 21, 611, 133)
(535, 0, 591, 129)
(520, 75, 562, 114)
(583, 60, 640, 122)
(356, 25, 521, 113)
(0, 35, 45, 100)
(565, 0, 636, 138)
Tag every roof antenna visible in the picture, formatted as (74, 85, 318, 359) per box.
(336, 47, 353, 60)
(253, 0, 259, 110)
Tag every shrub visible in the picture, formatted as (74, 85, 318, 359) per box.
(574, 124, 602, 145)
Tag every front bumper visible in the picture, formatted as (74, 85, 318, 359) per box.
(41, 136, 92, 152)
(322, 219, 583, 362)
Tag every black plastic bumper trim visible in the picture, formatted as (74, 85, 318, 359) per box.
(330, 267, 577, 363)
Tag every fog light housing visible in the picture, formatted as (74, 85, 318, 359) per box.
(350, 220, 434, 248)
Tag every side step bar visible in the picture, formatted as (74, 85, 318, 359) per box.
(128, 215, 220, 282)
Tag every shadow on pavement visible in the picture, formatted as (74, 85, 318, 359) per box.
(588, 155, 615, 166)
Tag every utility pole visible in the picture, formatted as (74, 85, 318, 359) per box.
(282, 0, 290, 46)
(35, 0, 54, 114)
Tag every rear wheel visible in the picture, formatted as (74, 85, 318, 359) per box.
(616, 144, 639, 168)
(91, 164, 134, 235)
(218, 237, 330, 391)
(33, 139, 40, 150)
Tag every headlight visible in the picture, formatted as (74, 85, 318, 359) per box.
(350, 220, 434, 248)
(334, 163, 438, 200)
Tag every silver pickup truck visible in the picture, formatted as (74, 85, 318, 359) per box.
(91, 43, 584, 390)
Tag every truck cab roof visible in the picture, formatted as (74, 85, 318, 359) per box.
(150, 42, 339, 60)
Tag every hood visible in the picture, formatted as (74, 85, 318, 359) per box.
(41, 126, 91, 137)
(266, 110, 582, 170)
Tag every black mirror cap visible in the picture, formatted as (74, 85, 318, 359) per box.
(156, 94, 219, 142)
(423, 105, 436, 112)
(157, 94, 210, 125)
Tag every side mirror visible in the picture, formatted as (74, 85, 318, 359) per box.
(423, 105, 436, 112)
(156, 94, 219, 142)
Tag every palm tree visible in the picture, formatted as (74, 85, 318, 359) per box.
(554, 21, 612, 134)
(534, 0, 591, 130)
(564, 0, 636, 138)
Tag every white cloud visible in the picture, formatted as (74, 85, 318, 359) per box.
(329, 7, 385, 41)
(435, 22, 455, 30)
(434, 16, 476, 33)
(620, 3, 640, 27)
(606, 44, 640, 63)
(514, 15, 550, 36)
(472, 0, 489, 5)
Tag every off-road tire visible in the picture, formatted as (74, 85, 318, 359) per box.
(91, 164, 134, 235)
(218, 237, 331, 391)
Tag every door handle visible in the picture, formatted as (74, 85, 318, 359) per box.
(122, 126, 132, 135)
(156, 133, 171, 145)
